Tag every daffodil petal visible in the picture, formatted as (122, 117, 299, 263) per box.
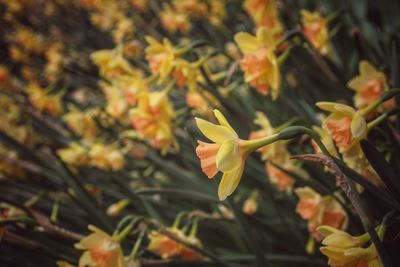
(316, 102, 338, 113)
(347, 76, 370, 91)
(359, 60, 377, 75)
(333, 103, 356, 116)
(216, 140, 242, 172)
(195, 118, 234, 143)
(213, 109, 235, 132)
(316, 225, 341, 237)
(351, 113, 367, 139)
(234, 32, 258, 53)
(258, 27, 275, 48)
(218, 164, 244, 201)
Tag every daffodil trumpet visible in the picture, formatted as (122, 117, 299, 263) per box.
(359, 88, 400, 116)
(195, 109, 280, 200)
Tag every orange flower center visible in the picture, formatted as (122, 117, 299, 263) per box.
(326, 116, 352, 148)
(322, 210, 345, 229)
(185, 92, 205, 109)
(359, 78, 384, 106)
(240, 49, 272, 95)
(90, 247, 112, 267)
(147, 53, 167, 75)
(296, 199, 319, 220)
(172, 69, 187, 89)
(154, 235, 182, 259)
(195, 141, 220, 179)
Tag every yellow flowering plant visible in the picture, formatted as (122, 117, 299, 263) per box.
(0, 1, 400, 267)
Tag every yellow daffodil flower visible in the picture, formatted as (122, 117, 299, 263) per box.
(145, 36, 175, 84)
(195, 109, 279, 200)
(317, 226, 382, 267)
(91, 48, 135, 80)
(26, 83, 64, 115)
(301, 10, 331, 56)
(316, 102, 367, 152)
(130, 88, 176, 153)
(63, 106, 98, 140)
(160, 4, 191, 34)
(148, 226, 202, 260)
(295, 187, 347, 241)
(242, 192, 258, 215)
(234, 27, 281, 99)
(89, 143, 125, 171)
(57, 143, 90, 167)
(243, 0, 284, 40)
(347, 61, 394, 110)
(75, 225, 125, 267)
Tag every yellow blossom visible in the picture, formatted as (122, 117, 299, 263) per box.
(75, 225, 125, 267)
(195, 109, 279, 200)
(63, 106, 98, 140)
(57, 143, 90, 166)
(26, 83, 64, 115)
(160, 5, 191, 34)
(243, 0, 284, 39)
(148, 225, 202, 260)
(347, 61, 394, 110)
(89, 143, 125, 171)
(130, 89, 176, 153)
(295, 187, 347, 241)
(316, 102, 367, 152)
(234, 27, 281, 99)
(171, 59, 199, 90)
(317, 226, 382, 267)
(91, 48, 135, 80)
(145, 36, 175, 84)
(301, 10, 331, 56)
(242, 196, 258, 215)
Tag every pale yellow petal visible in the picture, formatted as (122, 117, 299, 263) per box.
(216, 140, 242, 172)
(234, 32, 258, 53)
(316, 101, 338, 113)
(195, 118, 234, 143)
(359, 60, 377, 75)
(213, 109, 235, 132)
(347, 76, 370, 91)
(218, 164, 244, 201)
(79, 251, 92, 267)
(257, 27, 275, 48)
(351, 113, 367, 139)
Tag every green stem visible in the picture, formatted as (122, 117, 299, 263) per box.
(241, 133, 280, 152)
(128, 227, 147, 260)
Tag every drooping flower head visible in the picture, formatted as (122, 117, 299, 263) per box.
(145, 36, 175, 84)
(317, 226, 382, 267)
(301, 10, 331, 56)
(295, 187, 348, 241)
(130, 89, 176, 153)
(195, 109, 279, 200)
(75, 225, 125, 267)
(347, 61, 394, 110)
(235, 27, 281, 99)
(243, 0, 284, 40)
(316, 102, 367, 152)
